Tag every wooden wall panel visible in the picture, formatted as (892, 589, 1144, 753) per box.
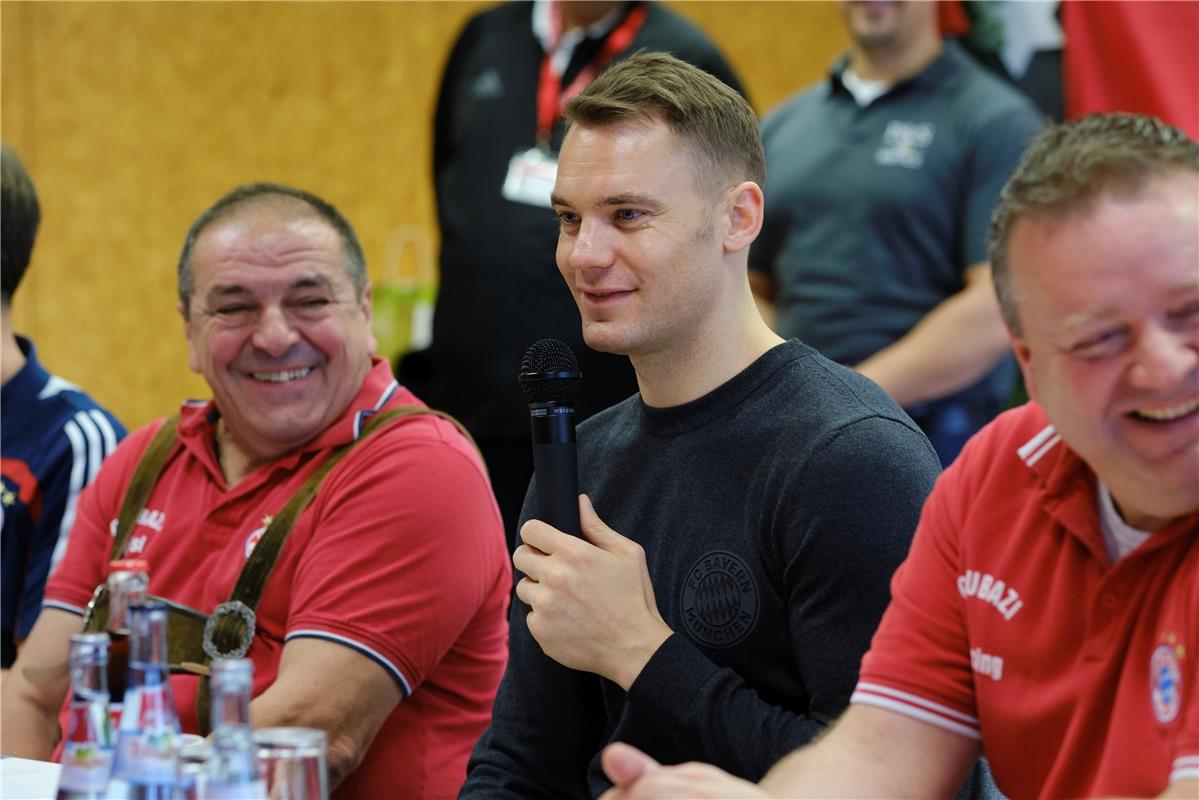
(1, 1, 845, 430)
(669, 1, 848, 114)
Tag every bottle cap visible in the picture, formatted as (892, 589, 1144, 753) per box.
(108, 559, 150, 575)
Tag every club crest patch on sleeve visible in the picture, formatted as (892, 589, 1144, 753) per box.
(680, 550, 759, 649)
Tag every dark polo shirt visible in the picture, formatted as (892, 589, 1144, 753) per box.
(751, 41, 1043, 397)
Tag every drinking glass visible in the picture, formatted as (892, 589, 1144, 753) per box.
(253, 727, 328, 800)
(175, 735, 209, 800)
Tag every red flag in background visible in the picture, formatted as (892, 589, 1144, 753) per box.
(1061, 0, 1199, 138)
(938, 0, 971, 37)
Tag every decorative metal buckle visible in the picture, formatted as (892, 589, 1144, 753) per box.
(81, 583, 109, 630)
(202, 600, 256, 660)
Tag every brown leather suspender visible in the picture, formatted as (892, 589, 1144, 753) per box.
(104, 405, 480, 733)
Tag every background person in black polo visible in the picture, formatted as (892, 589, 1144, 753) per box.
(415, 0, 744, 549)
(749, 0, 1043, 465)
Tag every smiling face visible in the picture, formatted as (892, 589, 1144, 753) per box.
(1007, 171, 1199, 529)
(551, 117, 730, 360)
(181, 202, 376, 465)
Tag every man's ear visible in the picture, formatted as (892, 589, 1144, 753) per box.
(723, 181, 764, 256)
(361, 285, 378, 355)
(1011, 336, 1038, 401)
(179, 300, 200, 375)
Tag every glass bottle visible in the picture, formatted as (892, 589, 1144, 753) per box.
(105, 600, 180, 800)
(56, 633, 115, 800)
(202, 659, 266, 799)
(105, 558, 149, 720)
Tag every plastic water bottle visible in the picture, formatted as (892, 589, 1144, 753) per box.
(105, 600, 180, 800)
(56, 633, 115, 799)
(202, 659, 266, 799)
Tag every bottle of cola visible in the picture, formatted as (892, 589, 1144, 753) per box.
(104, 559, 149, 720)
(203, 659, 266, 799)
(55, 633, 115, 800)
(105, 600, 180, 800)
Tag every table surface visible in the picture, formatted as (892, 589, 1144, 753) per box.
(0, 756, 61, 799)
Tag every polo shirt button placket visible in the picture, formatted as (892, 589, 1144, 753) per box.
(1083, 591, 1122, 661)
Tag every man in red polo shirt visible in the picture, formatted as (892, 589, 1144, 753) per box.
(0, 184, 511, 798)
(594, 114, 1199, 800)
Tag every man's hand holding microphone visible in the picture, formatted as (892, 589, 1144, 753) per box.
(516, 338, 672, 690)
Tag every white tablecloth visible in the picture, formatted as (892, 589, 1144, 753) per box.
(0, 756, 60, 800)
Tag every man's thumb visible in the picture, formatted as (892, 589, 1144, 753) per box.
(579, 494, 622, 548)
(602, 742, 660, 787)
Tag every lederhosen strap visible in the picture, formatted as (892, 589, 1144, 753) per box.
(110, 415, 185, 562)
(107, 405, 481, 734)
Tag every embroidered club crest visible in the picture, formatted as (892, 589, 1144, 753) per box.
(243, 515, 274, 559)
(1150, 636, 1184, 724)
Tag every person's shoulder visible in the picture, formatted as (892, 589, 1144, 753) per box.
(963, 402, 1050, 460)
(940, 402, 1057, 499)
(762, 80, 828, 131)
(15, 376, 127, 452)
(462, 1, 528, 31)
(363, 392, 493, 476)
(772, 344, 923, 433)
(637, 4, 743, 92)
(741, 342, 939, 470)
(641, 3, 723, 50)
(63, 415, 176, 502)
(117, 416, 176, 458)
(450, 0, 530, 53)
(943, 44, 1041, 123)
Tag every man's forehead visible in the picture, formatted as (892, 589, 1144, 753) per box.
(556, 117, 705, 204)
(195, 203, 338, 259)
(1007, 174, 1199, 320)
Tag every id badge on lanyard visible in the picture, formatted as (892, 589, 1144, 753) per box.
(501, 3, 648, 208)
(502, 147, 560, 208)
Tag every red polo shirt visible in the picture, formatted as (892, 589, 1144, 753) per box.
(45, 358, 511, 799)
(854, 402, 1199, 798)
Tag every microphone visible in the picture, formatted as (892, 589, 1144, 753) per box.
(518, 339, 582, 536)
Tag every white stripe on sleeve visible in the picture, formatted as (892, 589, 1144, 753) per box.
(88, 408, 119, 455)
(52, 419, 90, 571)
(285, 628, 412, 697)
(1171, 755, 1199, 783)
(851, 683, 981, 740)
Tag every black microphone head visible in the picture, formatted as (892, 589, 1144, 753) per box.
(519, 338, 581, 406)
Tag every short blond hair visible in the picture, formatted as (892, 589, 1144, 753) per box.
(564, 51, 764, 189)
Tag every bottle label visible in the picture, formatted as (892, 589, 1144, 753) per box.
(206, 779, 268, 799)
(112, 731, 177, 783)
(112, 684, 179, 783)
(58, 742, 114, 792)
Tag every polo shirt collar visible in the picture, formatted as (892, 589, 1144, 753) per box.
(1021, 402, 1198, 558)
(828, 39, 965, 100)
(176, 357, 402, 475)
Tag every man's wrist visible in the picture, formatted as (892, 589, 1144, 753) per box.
(610, 622, 674, 691)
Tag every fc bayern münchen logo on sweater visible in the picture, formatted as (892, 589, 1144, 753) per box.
(680, 550, 759, 649)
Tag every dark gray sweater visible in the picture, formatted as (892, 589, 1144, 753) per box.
(462, 340, 940, 798)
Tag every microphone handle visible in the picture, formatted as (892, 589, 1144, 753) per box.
(532, 441, 581, 536)
(529, 406, 580, 536)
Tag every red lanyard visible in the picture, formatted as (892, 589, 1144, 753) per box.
(535, 3, 648, 144)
